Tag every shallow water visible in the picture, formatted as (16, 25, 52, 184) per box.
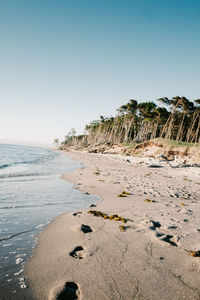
(0, 144, 97, 299)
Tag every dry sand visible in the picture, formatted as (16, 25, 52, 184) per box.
(25, 150, 200, 299)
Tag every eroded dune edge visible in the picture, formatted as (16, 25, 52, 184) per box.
(25, 150, 200, 300)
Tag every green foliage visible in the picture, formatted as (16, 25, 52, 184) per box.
(60, 96, 200, 148)
(153, 138, 200, 148)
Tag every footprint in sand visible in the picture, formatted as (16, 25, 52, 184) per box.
(149, 220, 161, 230)
(148, 220, 179, 247)
(73, 212, 82, 217)
(69, 246, 85, 259)
(160, 234, 178, 247)
(81, 224, 93, 233)
(49, 281, 80, 300)
(71, 224, 93, 234)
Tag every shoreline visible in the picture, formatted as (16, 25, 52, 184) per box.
(0, 149, 96, 300)
(25, 150, 200, 299)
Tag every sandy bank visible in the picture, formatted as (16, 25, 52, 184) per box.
(25, 150, 200, 299)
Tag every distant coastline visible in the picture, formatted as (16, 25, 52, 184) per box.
(0, 139, 53, 148)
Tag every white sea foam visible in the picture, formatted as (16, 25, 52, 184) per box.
(14, 269, 23, 276)
(16, 258, 23, 264)
(36, 224, 45, 229)
(3, 243, 12, 247)
(16, 253, 26, 257)
(19, 277, 27, 289)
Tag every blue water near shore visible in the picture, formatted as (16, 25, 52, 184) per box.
(0, 144, 97, 299)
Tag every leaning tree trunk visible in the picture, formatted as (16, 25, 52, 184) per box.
(165, 114, 175, 140)
(160, 115, 171, 138)
(117, 115, 127, 143)
(176, 113, 186, 141)
(150, 121, 159, 140)
(123, 116, 135, 143)
(163, 102, 179, 140)
(195, 115, 200, 143)
(108, 120, 117, 143)
(186, 112, 198, 142)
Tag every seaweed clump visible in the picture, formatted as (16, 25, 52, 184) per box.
(145, 199, 156, 203)
(119, 225, 126, 232)
(93, 168, 101, 175)
(88, 210, 129, 223)
(118, 191, 131, 197)
(93, 171, 100, 175)
(190, 250, 200, 257)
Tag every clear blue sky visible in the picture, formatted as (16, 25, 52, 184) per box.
(0, 0, 200, 145)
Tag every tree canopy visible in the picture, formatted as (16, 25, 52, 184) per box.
(61, 96, 200, 147)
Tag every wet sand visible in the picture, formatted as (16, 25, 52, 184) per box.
(25, 150, 200, 299)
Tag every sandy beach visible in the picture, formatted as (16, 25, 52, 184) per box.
(25, 150, 200, 299)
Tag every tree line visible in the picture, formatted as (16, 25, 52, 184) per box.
(62, 96, 200, 147)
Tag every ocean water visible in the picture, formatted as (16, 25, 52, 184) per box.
(0, 144, 97, 300)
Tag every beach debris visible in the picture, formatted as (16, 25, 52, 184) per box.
(119, 225, 130, 232)
(93, 171, 100, 175)
(145, 199, 156, 203)
(149, 164, 163, 168)
(180, 202, 185, 206)
(85, 192, 90, 195)
(190, 250, 200, 257)
(88, 210, 129, 223)
(81, 224, 93, 233)
(89, 186, 96, 188)
(89, 204, 96, 208)
(118, 191, 131, 197)
(118, 194, 127, 197)
(98, 179, 105, 182)
(183, 177, 189, 181)
(119, 225, 126, 232)
(93, 168, 101, 175)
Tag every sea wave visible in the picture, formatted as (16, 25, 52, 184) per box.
(0, 153, 57, 170)
(0, 201, 75, 210)
(0, 164, 10, 169)
(0, 172, 46, 179)
(0, 227, 44, 242)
